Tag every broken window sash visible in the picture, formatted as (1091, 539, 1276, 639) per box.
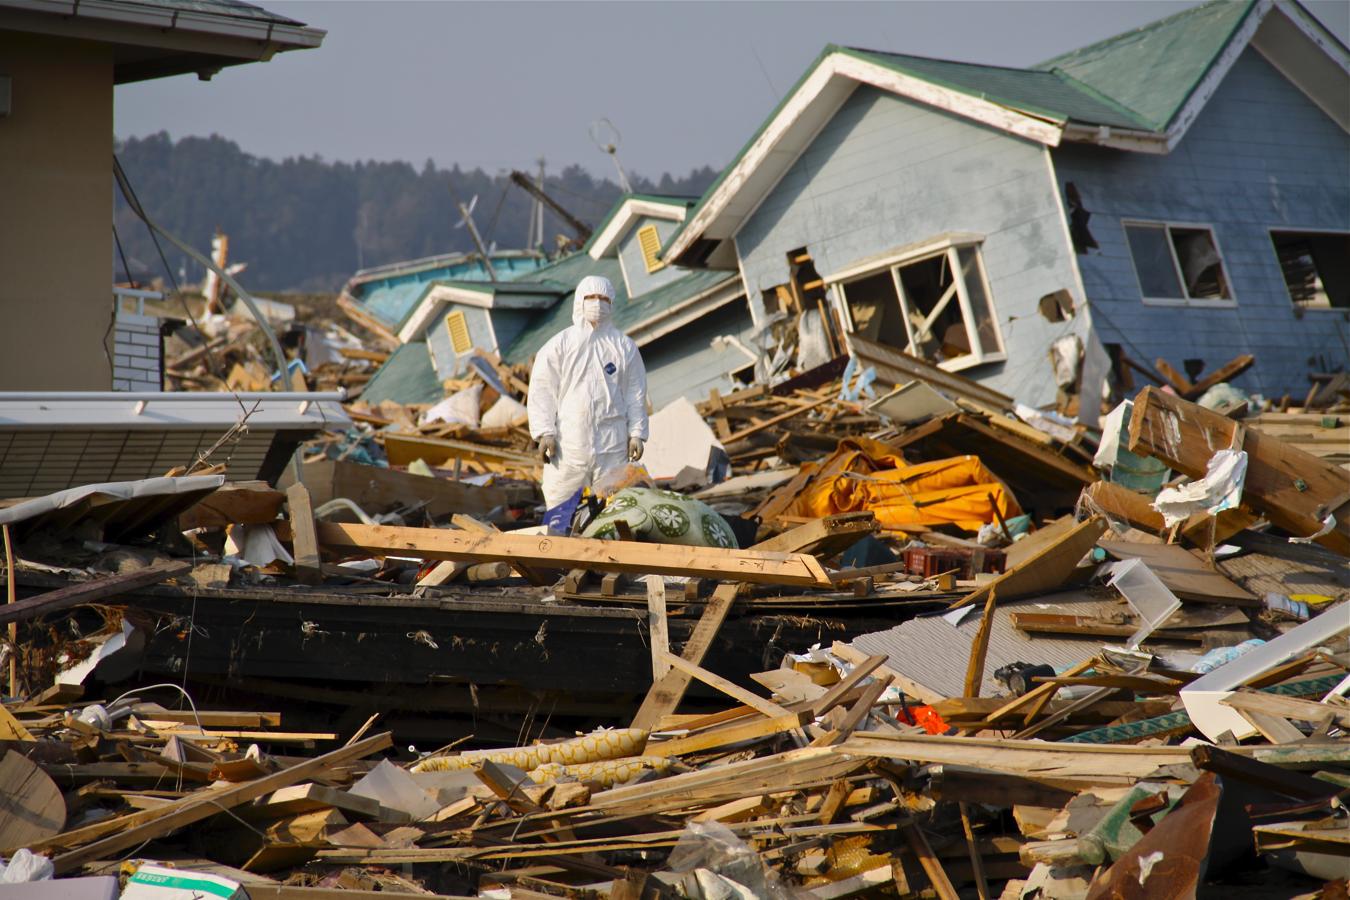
(1124, 222, 1233, 304)
(836, 240, 1006, 373)
(1270, 230, 1350, 310)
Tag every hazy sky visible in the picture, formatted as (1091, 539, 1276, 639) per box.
(114, 0, 1350, 180)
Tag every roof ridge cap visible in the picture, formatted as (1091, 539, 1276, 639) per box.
(1047, 67, 1159, 130)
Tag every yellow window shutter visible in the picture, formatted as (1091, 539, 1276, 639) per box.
(637, 224, 665, 273)
(445, 309, 472, 354)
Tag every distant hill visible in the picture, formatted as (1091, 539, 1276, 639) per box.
(112, 132, 718, 293)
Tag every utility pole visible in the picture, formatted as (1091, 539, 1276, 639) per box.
(508, 170, 592, 244)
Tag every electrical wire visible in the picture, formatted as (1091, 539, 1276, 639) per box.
(108, 682, 204, 732)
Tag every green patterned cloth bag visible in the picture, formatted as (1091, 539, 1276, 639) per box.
(580, 487, 738, 549)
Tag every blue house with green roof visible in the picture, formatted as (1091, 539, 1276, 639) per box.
(391, 194, 757, 409)
(662, 0, 1348, 422)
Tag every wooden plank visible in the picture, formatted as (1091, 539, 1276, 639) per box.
(43, 732, 393, 873)
(949, 516, 1104, 610)
(646, 577, 670, 681)
(901, 819, 961, 900)
(286, 483, 322, 585)
(1082, 481, 1256, 547)
(1098, 540, 1256, 604)
(632, 584, 736, 731)
(1154, 358, 1195, 394)
(813, 676, 892, 747)
(316, 522, 833, 588)
(0, 559, 192, 627)
(381, 432, 540, 471)
(1221, 690, 1349, 728)
(848, 334, 1014, 413)
(966, 658, 1097, 729)
(239, 783, 381, 822)
(958, 802, 991, 900)
(1010, 613, 1204, 643)
(450, 514, 551, 587)
(298, 459, 517, 520)
(645, 711, 811, 758)
(751, 512, 878, 556)
(1183, 354, 1254, 400)
(1128, 386, 1350, 555)
(963, 588, 996, 699)
(0, 749, 65, 852)
(0, 704, 34, 741)
(663, 655, 793, 720)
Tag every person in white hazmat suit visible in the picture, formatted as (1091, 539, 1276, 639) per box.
(528, 275, 649, 510)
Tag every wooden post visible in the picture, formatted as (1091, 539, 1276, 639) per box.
(959, 802, 991, 900)
(285, 483, 322, 586)
(646, 577, 670, 681)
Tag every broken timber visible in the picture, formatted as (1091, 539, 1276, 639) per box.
(0, 559, 192, 627)
(315, 523, 833, 588)
(1128, 386, 1350, 556)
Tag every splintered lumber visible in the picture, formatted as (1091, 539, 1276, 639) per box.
(1082, 480, 1255, 547)
(646, 711, 812, 757)
(178, 481, 285, 529)
(0, 558, 192, 626)
(316, 523, 832, 588)
(382, 432, 540, 471)
(949, 516, 1104, 609)
(44, 731, 393, 873)
(901, 819, 961, 900)
(1128, 386, 1350, 555)
(632, 584, 737, 730)
(646, 577, 670, 680)
(723, 395, 832, 445)
(963, 588, 997, 698)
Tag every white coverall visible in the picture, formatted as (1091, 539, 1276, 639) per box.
(528, 275, 649, 509)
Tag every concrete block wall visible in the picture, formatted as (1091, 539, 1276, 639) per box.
(112, 311, 163, 392)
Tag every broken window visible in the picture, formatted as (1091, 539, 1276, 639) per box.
(1124, 222, 1232, 303)
(837, 240, 1005, 371)
(1270, 230, 1350, 310)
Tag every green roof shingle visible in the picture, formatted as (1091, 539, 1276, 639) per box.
(1034, 0, 1258, 130)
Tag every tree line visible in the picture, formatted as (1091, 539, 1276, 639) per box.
(113, 132, 718, 292)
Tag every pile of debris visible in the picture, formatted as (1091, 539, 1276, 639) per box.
(2, 302, 1348, 897)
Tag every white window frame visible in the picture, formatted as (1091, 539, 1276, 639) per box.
(832, 237, 1006, 373)
(1122, 219, 1236, 308)
(1267, 227, 1350, 313)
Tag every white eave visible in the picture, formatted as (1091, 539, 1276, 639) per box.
(399, 283, 559, 343)
(665, 51, 1067, 266)
(587, 198, 691, 260)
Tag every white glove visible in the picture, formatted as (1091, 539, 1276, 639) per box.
(538, 435, 558, 463)
(628, 438, 644, 461)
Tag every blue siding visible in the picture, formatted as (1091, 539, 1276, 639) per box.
(642, 301, 758, 410)
(619, 218, 685, 298)
(735, 84, 1085, 407)
(1054, 48, 1350, 398)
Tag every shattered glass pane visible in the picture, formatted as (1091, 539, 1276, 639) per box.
(1125, 224, 1184, 300)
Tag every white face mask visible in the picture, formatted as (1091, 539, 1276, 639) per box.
(582, 297, 611, 324)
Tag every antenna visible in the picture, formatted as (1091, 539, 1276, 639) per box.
(452, 191, 498, 281)
(589, 117, 633, 193)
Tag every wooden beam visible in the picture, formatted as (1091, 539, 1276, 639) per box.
(645, 711, 811, 758)
(1183, 354, 1255, 400)
(286, 483, 322, 585)
(316, 523, 832, 588)
(1154, 358, 1195, 394)
(901, 819, 961, 900)
(42, 732, 393, 872)
(848, 334, 1014, 413)
(1128, 386, 1350, 555)
(450, 514, 551, 587)
(0, 559, 192, 627)
(662, 655, 793, 720)
(632, 584, 737, 730)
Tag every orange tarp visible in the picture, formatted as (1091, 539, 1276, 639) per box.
(781, 441, 1021, 533)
